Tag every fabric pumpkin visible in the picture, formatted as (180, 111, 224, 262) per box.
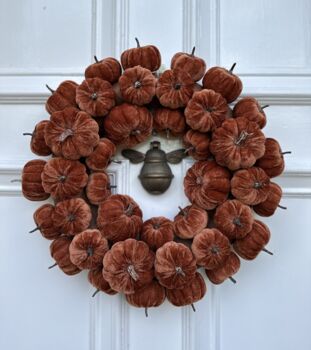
(140, 216, 174, 250)
(41, 157, 88, 201)
(86, 172, 112, 205)
(119, 66, 156, 105)
(88, 265, 117, 296)
(183, 130, 210, 160)
(103, 238, 155, 294)
(23, 120, 51, 156)
(209, 117, 266, 171)
(253, 182, 284, 217)
(184, 160, 231, 210)
(69, 229, 109, 269)
(76, 78, 115, 117)
(202, 63, 242, 103)
(231, 167, 270, 205)
(156, 69, 195, 109)
(85, 138, 116, 171)
(191, 228, 231, 270)
(214, 200, 254, 241)
(153, 108, 186, 137)
(103, 103, 153, 147)
(32, 204, 60, 240)
(233, 97, 268, 129)
(44, 107, 99, 160)
(155, 241, 196, 289)
(97, 194, 143, 242)
(85, 56, 122, 84)
(45, 80, 78, 114)
(185, 89, 229, 132)
(174, 205, 208, 239)
(205, 252, 240, 284)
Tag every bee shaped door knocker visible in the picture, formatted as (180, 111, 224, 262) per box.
(122, 141, 186, 194)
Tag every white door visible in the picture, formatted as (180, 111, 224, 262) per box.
(1, 1, 311, 350)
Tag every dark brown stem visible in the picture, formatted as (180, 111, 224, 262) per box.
(23, 132, 33, 136)
(94, 55, 99, 63)
(191, 46, 195, 56)
(125, 203, 134, 216)
(45, 84, 55, 94)
(229, 276, 237, 284)
(108, 185, 117, 189)
(145, 307, 148, 317)
(229, 63, 237, 73)
(135, 37, 140, 48)
(11, 179, 21, 183)
(282, 151, 292, 155)
(92, 289, 100, 297)
(262, 247, 273, 255)
(184, 146, 194, 154)
(261, 104, 269, 110)
(29, 227, 40, 233)
(178, 206, 186, 216)
(278, 204, 287, 210)
(191, 304, 196, 312)
(48, 263, 57, 269)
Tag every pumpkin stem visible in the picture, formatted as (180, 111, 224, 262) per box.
(191, 46, 196, 56)
(87, 246, 94, 257)
(111, 159, 122, 164)
(178, 206, 187, 216)
(184, 146, 194, 154)
(278, 204, 287, 210)
(235, 131, 252, 145)
(233, 217, 243, 227)
(29, 227, 40, 233)
(229, 63, 237, 73)
(282, 151, 292, 155)
(125, 203, 134, 216)
(94, 55, 99, 63)
(135, 37, 140, 48)
(191, 304, 196, 312)
(262, 247, 273, 255)
(127, 264, 139, 281)
(108, 185, 117, 189)
(145, 307, 148, 317)
(175, 266, 186, 277)
(45, 84, 55, 94)
(229, 276, 237, 284)
(11, 179, 21, 183)
(166, 129, 170, 139)
(48, 263, 57, 269)
(261, 104, 269, 110)
(23, 132, 33, 136)
(92, 289, 100, 297)
(131, 129, 141, 136)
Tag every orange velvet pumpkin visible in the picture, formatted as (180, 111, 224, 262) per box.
(85, 138, 116, 171)
(103, 238, 155, 294)
(205, 252, 240, 284)
(23, 120, 51, 156)
(69, 229, 109, 269)
(184, 160, 231, 210)
(85, 56, 122, 84)
(44, 107, 99, 160)
(121, 38, 161, 72)
(253, 182, 284, 217)
(214, 200, 254, 241)
(185, 89, 229, 132)
(88, 265, 117, 296)
(174, 205, 208, 239)
(233, 97, 268, 129)
(155, 241, 196, 289)
(202, 63, 242, 103)
(153, 108, 186, 137)
(191, 228, 231, 269)
(41, 158, 88, 201)
(140, 217, 174, 250)
(103, 103, 153, 147)
(119, 66, 156, 105)
(45, 80, 78, 114)
(97, 194, 143, 242)
(31, 204, 60, 240)
(183, 130, 210, 160)
(156, 69, 195, 109)
(86, 172, 112, 205)
(209, 117, 266, 171)
(76, 78, 115, 117)
(231, 167, 270, 205)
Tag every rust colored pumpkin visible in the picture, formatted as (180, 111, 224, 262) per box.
(97, 194, 143, 242)
(209, 117, 266, 171)
(103, 238, 155, 294)
(184, 160, 231, 210)
(31, 204, 60, 240)
(69, 229, 109, 269)
(119, 66, 156, 105)
(206, 252, 240, 284)
(103, 103, 153, 147)
(141, 217, 174, 250)
(183, 130, 210, 160)
(153, 108, 186, 137)
(155, 241, 196, 289)
(185, 89, 229, 132)
(52, 198, 92, 236)
(88, 265, 117, 296)
(214, 200, 254, 241)
(120, 38, 161, 72)
(85, 138, 116, 171)
(22, 159, 49, 201)
(44, 107, 99, 160)
(167, 272, 206, 308)
(23, 120, 51, 156)
(231, 167, 270, 205)
(41, 158, 88, 201)
(45, 80, 78, 114)
(85, 56, 122, 84)
(50, 236, 81, 275)
(233, 220, 271, 260)
(174, 205, 208, 239)
(86, 172, 112, 205)
(202, 63, 242, 103)
(253, 182, 284, 217)
(233, 97, 268, 129)
(76, 78, 115, 117)
(171, 47, 206, 82)
(191, 228, 231, 270)
(156, 69, 195, 109)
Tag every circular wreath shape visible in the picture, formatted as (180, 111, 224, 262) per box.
(21, 39, 289, 316)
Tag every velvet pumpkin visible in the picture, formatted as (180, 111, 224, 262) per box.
(88, 265, 117, 296)
(121, 38, 161, 72)
(31, 204, 60, 240)
(103, 238, 155, 294)
(209, 117, 266, 171)
(45, 80, 78, 114)
(155, 241, 196, 289)
(253, 182, 285, 217)
(185, 89, 229, 132)
(76, 78, 115, 117)
(156, 69, 195, 109)
(191, 228, 231, 270)
(233, 97, 268, 129)
(86, 172, 112, 205)
(206, 252, 240, 284)
(69, 229, 109, 269)
(183, 130, 210, 160)
(44, 107, 99, 160)
(174, 205, 208, 239)
(23, 120, 51, 156)
(119, 66, 156, 105)
(153, 108, 186, 137)
(231, 167, 270, 205)
(97, 194, 143, 242)
(103, 103, 153, 146)
(214, 200, 254, 241)
(85, 56, 122, 84)
(202, 63, 242, 103)
(171, 47, 206, 82)
(184, 160, 231, 210)
(41, 157, 88, 201)
(140, 216, 174, 250)
(85, 138, 117, 171)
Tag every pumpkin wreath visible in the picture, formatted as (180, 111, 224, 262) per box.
(20, 38, 290, 316)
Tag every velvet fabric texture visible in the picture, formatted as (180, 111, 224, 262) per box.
(85, 138, 116, 171)
(86, 172, 111, 205)
(253, 182, 283, 217)
(233, 97, 267, 129)
(85, 57, 122, 84)
(88, 265, 117, 295)
(183, 130, 210, 160)
(206, 252, 240, 284)
(153, 108, 186, 136)
(33, 204, 60, 240)
(26, 120, 51, 156)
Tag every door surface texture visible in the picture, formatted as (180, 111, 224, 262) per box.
(0, 1, 311, 350)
